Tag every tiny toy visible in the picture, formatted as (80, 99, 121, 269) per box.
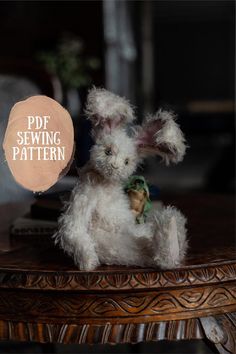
(55, 88, 187, 270)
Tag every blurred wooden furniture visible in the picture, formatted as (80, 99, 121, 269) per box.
(0, 194, 235, 353)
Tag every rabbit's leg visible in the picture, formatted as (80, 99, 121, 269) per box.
(54, 185, 100, 271)
(150, 206, 187, 269)
(55, 214, 100, 271)
(72, 233, 100, 271)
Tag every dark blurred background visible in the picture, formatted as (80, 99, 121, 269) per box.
(0, 0, 234, 200)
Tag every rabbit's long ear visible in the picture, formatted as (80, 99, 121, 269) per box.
(85, 87, 135, 135)
(135, 109, 186, 165)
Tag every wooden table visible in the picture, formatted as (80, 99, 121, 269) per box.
(0, 194, 235, 353)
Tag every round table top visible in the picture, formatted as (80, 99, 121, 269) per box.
(0, 194, 235, 292)
(0, 194, 235, 348)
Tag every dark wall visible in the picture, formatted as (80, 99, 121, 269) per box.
(0, 0, 234, 194)
(0, 1, 104, 83)
(153, 1, 234, 105)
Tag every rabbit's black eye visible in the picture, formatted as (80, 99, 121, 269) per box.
(105, 148, 112, 156)
(125, 158, 129, 165)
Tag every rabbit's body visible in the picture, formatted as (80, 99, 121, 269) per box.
(58, 167, 153, 270)
(55, 88, 188, 271)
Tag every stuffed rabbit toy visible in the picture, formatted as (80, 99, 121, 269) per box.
(55, 87, 188, 271)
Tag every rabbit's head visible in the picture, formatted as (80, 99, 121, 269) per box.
(85, 87, 186, 182)
(89, 129, 138, 182)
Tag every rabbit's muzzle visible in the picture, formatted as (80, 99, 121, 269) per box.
(111, 163, 119, 170)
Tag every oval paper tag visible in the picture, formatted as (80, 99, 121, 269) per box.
(3, 95, 74, 192)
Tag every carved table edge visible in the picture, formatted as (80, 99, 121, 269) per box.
(0, 312, 235, 347)
(0, 260, 236, 291)
(0, 317, 205, 345)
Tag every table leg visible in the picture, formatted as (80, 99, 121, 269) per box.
(200, 313, 236, 354)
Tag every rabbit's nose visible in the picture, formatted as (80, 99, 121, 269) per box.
(111, 163, 119, 170)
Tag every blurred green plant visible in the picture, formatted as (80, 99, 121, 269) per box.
(38, 34, 100, 89)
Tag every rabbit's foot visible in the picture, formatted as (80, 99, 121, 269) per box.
(80, 256, 100, 271)
(74, 247, 100, 271)
(152, 206, 187, 269)
(79, 253, 100, 271)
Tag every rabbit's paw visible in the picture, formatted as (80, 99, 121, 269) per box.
(168, 215, 180, 264)
(74, 250, 100, 271)
(80, 256, 100, 271)
(153, 207, 182, 269)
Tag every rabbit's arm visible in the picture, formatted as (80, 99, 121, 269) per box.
(56, 185, 99, 270)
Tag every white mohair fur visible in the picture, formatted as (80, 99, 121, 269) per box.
(149, 109, 186, 164)
(85, 87, 135, 126)
(54, 88, 188, 271)
(135, 109, 186, 165)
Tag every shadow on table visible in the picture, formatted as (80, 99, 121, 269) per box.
(0, 339, 217, 353)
